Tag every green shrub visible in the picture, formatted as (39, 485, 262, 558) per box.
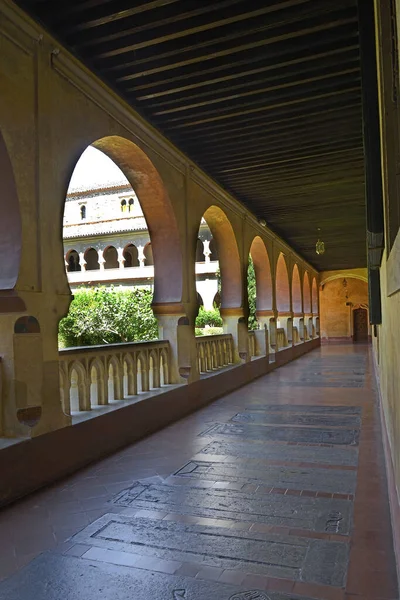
(195, 306, 223, 328)
(59, 286, 158, 348)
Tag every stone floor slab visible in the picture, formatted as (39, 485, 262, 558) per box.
(200, 423, 360, 446)
(0, 552, 318, 600)
(243, 405, 362, 415)
(71, 513, 349, 586)
(111, 481, 353, 534)
(173, 460, 356, 494)
(231, 412, 361, 428)
(199, 440, 359, 466)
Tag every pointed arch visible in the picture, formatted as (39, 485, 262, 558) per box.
(303, 271, 311, 313)
(249, 236, 273, 312)
(276, 253, 290, 313)
(292, 264, 302, 314)
(0, 132, 22, 291)
(312, 277, 318, 313)
(201, 206, 242, 309)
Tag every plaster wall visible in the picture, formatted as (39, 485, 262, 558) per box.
(319, 270, 369, 340)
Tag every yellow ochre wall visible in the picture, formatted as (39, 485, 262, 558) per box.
(319, 269, 369, 341)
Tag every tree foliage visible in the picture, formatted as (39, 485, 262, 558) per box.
(247, 256, 258, 330)
(59, 287, 158, 348)
(195, 306, 223, 328)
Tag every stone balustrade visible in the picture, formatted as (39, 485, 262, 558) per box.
(293, 326, 299, 344)
(196, 334, 234, 374)
(59, 340, 170, 415)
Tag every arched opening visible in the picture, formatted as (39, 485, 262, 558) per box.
(303, 271, 311, 313)
(60, 139, 182, 349)
(276, 253, 290, 313)
(196, 238, 204, 262)
(199, 206, 241, 310)
(249, 236, 273, 320)
(143, 242, 154, 266)
(312, 277, 318, 313)
(209, 238, 218, 261)
(62, 138, 182, 314)
(292, 264, 302, 314)
(84, 248, 100, 271)
(92, 137, 182, 304)
(213, 291, 221, 309)
(123, 244, 139, 268)
(80, 205, 86, 220)
(0, 132, 22, 292)
(66, 250, 81, 273)
(104, 245, 119, 269)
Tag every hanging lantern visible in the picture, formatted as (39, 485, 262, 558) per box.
(315, 228, 325, 255)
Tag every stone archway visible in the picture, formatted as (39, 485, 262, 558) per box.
(200, 206, 242, 310)
(249, 236, 273, 312)
(90, 136, 183, 306)
(276, 253, 290, 313)
(312, 277, 318, 313)
(303, 271, 311, 313)
(292, 264, 302, 314)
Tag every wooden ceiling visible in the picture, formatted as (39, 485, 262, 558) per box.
(15, 0, 366, 270)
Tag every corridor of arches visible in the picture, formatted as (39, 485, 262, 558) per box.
(1, 0, 400, 598)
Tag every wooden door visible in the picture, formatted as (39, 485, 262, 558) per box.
(353, 308, 368, 342)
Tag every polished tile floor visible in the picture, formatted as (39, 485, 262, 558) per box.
(0, 344, 398, 599)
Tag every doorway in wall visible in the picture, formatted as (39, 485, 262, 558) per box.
(353, 308, 368, 342)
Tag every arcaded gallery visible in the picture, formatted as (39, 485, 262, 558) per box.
(0, 0, 399, 598)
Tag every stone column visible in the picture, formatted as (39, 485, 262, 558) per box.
(256, 310, 277, 355)
(293, 314, 305, 342)
(279, 313, 294, 346)
(0, 293, 71, 439)
(153, 303, 200, 384)
(78, 252, 87, 272)
(137, 245, 145, 268)
(254, 325, 269, 356)
(220, 309, 249, 363)
(117, 247, 125, 269)
(98, 254, 105, 271)
(203, 239, 211, 264)
(313, 314, 320, 336)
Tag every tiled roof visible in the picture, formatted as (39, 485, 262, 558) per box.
(63, 216, 148, 239)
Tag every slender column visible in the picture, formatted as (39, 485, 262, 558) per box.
(117, 247, 125, 269)
(78, 252, 87, 272)
(203, 239, 211, 264)
(137, 245, 145, 268)
(98, 254, 105, 271)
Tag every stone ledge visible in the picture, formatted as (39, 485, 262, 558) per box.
(0, 338, 319, 508)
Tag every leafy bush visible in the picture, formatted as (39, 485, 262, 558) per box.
(247, 256, 258, 330)
(195, 306, 223, 328)
(195, 326, 223, 336)
(59, 287, 158, 348)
